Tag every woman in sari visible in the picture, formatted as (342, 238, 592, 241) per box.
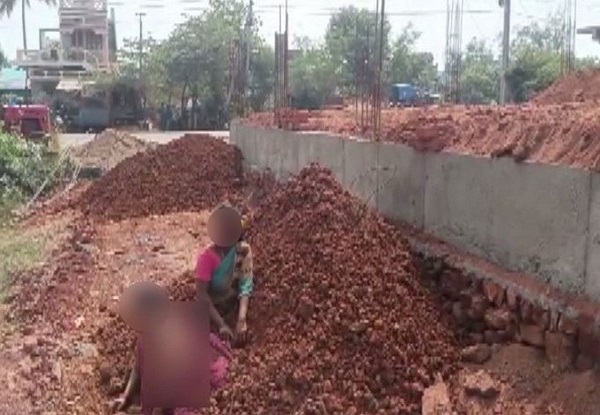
(197, 202, 254, 343)
(112, 203, 254, 414)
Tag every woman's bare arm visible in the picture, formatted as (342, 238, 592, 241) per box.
(238, 296, 249, 322)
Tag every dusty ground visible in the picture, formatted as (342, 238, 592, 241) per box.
(1, 200, 599, 414)
(444, 344, 600, 415)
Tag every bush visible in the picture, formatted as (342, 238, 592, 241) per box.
(0, 133, 64, 207)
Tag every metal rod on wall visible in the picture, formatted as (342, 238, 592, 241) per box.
(376, 0, 385, 139)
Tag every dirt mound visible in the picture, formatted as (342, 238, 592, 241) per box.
(533, 68, 600, 104)
(93, 165, 459, 413)
(246, 105, 600, 170)
(78, 134, 246, 221)
(71, 129, 154, 172)
(227, 165, 459, 414)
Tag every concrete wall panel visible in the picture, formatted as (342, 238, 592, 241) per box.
(377, 142, 425, 228)
(584, 173, 600, 299)
(424, 152, 495, 259)
(233, 122, 257, 167)
(232, 124, 597, 300)
(271, 130, 299, 179)
(487, 159, 589, 294)
(342, 138, 378, 208)
(254, 128, 273, 170)
(425, 152, 590, 294)
(297, 132, 345, 182)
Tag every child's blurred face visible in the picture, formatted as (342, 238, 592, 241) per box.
(118, 281, 169, 333)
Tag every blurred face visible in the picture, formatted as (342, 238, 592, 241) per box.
(207, 206, 242, 248)
(118, 281, 169, 333)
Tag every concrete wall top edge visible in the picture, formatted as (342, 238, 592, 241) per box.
(240, 123, 592, 174)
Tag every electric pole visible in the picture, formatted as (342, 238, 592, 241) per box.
(136, 12, 146, 79)
(499, 0, 510, 104)
(244, 0, 253, 114)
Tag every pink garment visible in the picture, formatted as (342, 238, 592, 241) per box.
(136, 333, 231, 391)
(208, 333, 231, 389)
(195, 246, 221, 283)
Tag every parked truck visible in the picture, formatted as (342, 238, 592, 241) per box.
(389, 83, 439, 107)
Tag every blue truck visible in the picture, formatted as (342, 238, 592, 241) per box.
(389, 83, 439, 107)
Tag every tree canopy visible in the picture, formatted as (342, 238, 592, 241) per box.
(110, 3, 600, 124)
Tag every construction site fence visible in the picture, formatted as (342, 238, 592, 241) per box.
(230, 120, 600, 303)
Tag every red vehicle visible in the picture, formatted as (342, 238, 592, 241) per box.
(1, 104, 51, 143)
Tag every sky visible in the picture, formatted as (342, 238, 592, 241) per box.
(0, 0, 599, 66)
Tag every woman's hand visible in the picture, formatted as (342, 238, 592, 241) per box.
(235, 318, 248, 343)
(218, 324, 234, 343)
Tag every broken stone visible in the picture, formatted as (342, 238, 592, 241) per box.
(22, 336, 39, 356)
(51, 360, 62, 382)
(545, 331, 575, 370)
(482, 280, 505, 306)
(484, 330, 507, 345)
(520, 324, 545, 347)
(484, 309, 511, 331)
(422, 377, 453, 415)
(463, 370, 500, 399)
(575, 353, 595, 371)
(519, 300, 534, 323)
(505, 287, 519, 311)
(461, 344, 492, 364)
(452, 302, 467, 325)
(558, 314, 578, 335)
(467, 294, 488, 320)
(151, 244, 165, 252)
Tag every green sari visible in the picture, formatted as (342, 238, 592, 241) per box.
(208, 246, 253, 321)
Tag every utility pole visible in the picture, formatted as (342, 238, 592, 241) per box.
(499, 0, 510, 104)
(244, 0, 253, 113)
(136, 12, 146, 79)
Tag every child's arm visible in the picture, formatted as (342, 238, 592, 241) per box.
(112, 345, 141, 413)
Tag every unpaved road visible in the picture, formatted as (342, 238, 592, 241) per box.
(59, 131, 229, 148)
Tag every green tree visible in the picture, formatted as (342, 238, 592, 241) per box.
(247, 41, 274, 112)
(290, 42, 337, 109)
(325, 6, 391, 94)
(116, 37, 160, 79)
(0, 47, 6, 67)
(0, 0, 57, 50)
(460, 38, 499, 104)
(505, 11, 597, 102)
(388, 24, 437, 89)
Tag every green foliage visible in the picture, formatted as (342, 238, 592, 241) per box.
(388, 24, 438, 89)
(112, 0, 273, 127)
(248, 41, 274, 112)
(0, 133, 57, 204)
(324, 6, 391, 94)
(460, 39, 500, 104)
(0, 0, 56, 17)
(290, 45, 337, 109)
(117, 36, 160, 78)
(505, 11, 598, 102)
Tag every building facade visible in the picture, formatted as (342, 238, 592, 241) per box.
(14, 0, 116, 93)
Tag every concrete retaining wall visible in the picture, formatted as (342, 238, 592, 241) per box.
(230, 121, 599, 301)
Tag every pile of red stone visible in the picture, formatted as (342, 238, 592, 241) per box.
(78, 134, 246, 221)
(533, 68, 600, 104)
(220, 165, 459, 414)
(94, 165, 459, 414)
